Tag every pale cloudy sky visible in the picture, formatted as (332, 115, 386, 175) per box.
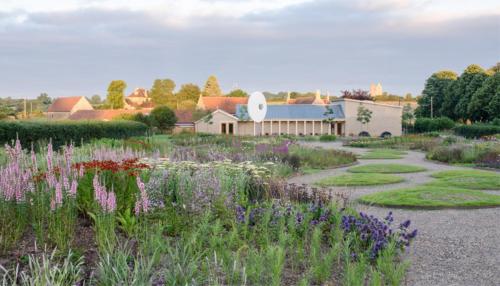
(0, 0, 499, 98)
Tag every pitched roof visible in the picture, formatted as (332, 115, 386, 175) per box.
(48, 96, 85, 112)
(199, 96, 248, 114)
(68, 109, 151, 121)
(174, 110, 194, 123)
(128, 88, 149, 98)
(235, 104, 345, 120)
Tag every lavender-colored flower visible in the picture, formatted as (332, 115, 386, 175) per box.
(235, 205, 246, 223)
(295, 212, 304, 225)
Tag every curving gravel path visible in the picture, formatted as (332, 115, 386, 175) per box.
(289, 141, 500, 286)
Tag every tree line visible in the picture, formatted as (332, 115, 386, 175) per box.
(106, 75, 249, 110)
(415, 63, 499, 122)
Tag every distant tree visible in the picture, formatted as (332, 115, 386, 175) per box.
(37, 93, 52, 105)
(357, 105, 373, 132)
(416, 70, 457, 118)
(202, 75, 223, 97)
(227, 89, 248, 97)
(89, 94, 102, 105)
(402, 103, 414, 132)
(176, 83, 201, 103)
(404, 93, 413, 101)
(107, 80, 127, 109)
(341, 89, 373, 101)
(177, 100, 197, 111)
(487, 62, 500, 74)
(454, 64, 488, 121)
(469, 72, 500, 122)
(150, 106, 177, 132)
(323, 105, 337, 125)
(150, 79, 176, 108)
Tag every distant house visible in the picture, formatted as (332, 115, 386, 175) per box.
(195, 98, 403, 137)
(196, 96, 248, 114)
(47, 96, 94, 119)
(124, 88, 153, 110)
(173, 110, 195, 133)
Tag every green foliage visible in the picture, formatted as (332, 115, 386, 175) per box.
(290, 145, 357, 169)
(357, 105, 373, 130)
(319, 134, 337, 141)
(202, 75, 223, 97)
(150, 79, 176, 108)
(416, 70, 457, 118)
(150, 106, 177, 132)
(430, 170, 500, 190)
(359, 149, 406, 159)
(468, 72, 500, 122)
(413, 117, 455, 133)
(0, 120, 148, 149)
(176, 83, 201, 103)
(402, 103, 414, 130)
(453, 123, 500, 138)
(226, 89, 248, 97)
(107, 80, 127, 109)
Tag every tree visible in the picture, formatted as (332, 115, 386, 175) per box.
(402, 103, 414, 132)
(454, 64, 487, 122)
(416, 70, 457, 118)
(176, 83, 201, 103)
(341, 89, 373, 101)
(177, 100, 197, 110)
(150, 79, 176, 108)
(89, 94, 102, 105)
(150, 106, 177, 132)
(357, 105, 372, 132)
(404, 93, 413, 101)
(107, 80, 127, 109)
(487, 62, 500, 74)
(468, 72, 500, 122)
(227, 89, 248, 97)
(202, 75, 223, 97)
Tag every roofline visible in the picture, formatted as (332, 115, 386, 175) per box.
(194, 109, 239, 124)
(332, 98, 403, 109)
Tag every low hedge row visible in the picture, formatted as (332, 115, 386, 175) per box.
(453, 124, 500, 139)
(0, 120, 148, 148)
(413, 117, 455, 133)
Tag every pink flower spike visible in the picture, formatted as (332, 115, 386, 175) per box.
(107, 192, 116, 212)
(69, 180, 78, 196)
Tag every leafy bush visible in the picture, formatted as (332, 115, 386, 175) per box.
(453, 123, 500, 139)
(0, 120, 148, 148)
(319, 134, 337, 142)
(413, 117, 455, 133)
(150, 106, 177, 132)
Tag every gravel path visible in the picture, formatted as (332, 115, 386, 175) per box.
(289, 141, 500, 286)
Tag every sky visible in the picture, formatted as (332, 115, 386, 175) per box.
(0, 0, 499, 98)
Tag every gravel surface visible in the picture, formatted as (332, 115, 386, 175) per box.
(289, 141, 500, 286)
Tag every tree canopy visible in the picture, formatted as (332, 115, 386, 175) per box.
(202, 75, 223, 97)
(150, 79, 176, 109)
(226, 89, 248, 97)
(416, 70, 457, 118)
(150, 106, 177, 131)
(106, 80, 127, 109)
(176, 83, 200, 103)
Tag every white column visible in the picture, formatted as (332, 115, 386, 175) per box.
(328, 122, 332, 135)
(270, 120, 273, 135)
(295, 121, 298, 136)
(278, 121, 281, 135)
(312, 121, 315, 135)
(261, 121, 265, 136)
(304, 120, 307, 135)
(320, 121, 323, 134)
(287, 121, 290, 134)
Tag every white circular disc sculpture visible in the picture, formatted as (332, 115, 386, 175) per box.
(248, 91, 267, 123)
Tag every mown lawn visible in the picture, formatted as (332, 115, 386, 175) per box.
(359, 149, 407, 159)
(315, 173, 404, 187)
(359, 185, 500, 208)
(348, 163, 426, 174)
(430, 170, 500, 190)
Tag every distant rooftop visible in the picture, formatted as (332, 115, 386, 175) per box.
(235, 104, 344, 120)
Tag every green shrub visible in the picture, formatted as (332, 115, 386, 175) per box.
(150, 106, 177, 132)
(414, 117, 455, 133)
(0, 120, 148, 148)
(453, 124, 500, 139)
(319, 134, 337, 142)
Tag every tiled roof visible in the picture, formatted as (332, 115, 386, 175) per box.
(68, 109, 151, 121)
(48, 96, 85, 112)
(175, 110, 194, 123)
(200, 96, 248, 114)
(128, 88, 148, 98)
(235, 104, 344, 120)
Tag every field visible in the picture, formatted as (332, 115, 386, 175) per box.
(0, 134, 415, 285)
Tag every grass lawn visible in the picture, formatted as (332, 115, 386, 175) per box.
(348, 163, 426, 174)
(359, 185, 500, 208)
(359, 149, 407, 159)
(430, 170, 500, 190)
(315, 173, 404, 187)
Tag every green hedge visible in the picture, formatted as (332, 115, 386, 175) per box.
(0, 120, 148, 148)
(454, 124, 500, 139)
(319, 134, 337, 142)
(414, 117, 455, 133)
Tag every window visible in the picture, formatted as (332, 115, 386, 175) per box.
(221, 123, 226, 134)
(228, 123, 234, 134)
